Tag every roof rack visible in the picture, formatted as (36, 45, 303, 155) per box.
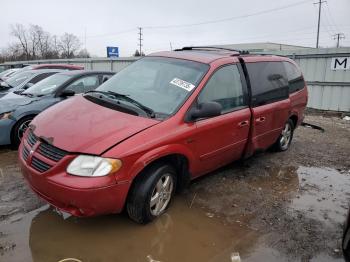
(174, 46, 250, 55)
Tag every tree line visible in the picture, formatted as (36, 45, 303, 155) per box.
(0, 24, 90, 63)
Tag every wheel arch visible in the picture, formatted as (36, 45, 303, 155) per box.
(127, 145, 195, 195)
(289, 114, 298, 129)
(10, 114, 37, 143)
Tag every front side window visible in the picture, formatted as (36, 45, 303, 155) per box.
(283, 62, 305, 93)
(198, 65, 245, 113)
(96, 57, 209, 116)
(65, 75, 100, 93)
(23, 74, 71, 96)
(246, 61, 289, 106)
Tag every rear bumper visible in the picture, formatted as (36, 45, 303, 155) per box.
(0, 118, 15, 145)
(19, 143, 131, 217)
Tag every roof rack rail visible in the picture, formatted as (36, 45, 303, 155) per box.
(174, 46, 250, 55)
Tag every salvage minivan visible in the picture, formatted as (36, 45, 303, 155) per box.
(19, 47, 308, 224)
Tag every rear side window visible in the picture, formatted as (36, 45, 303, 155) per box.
(246, 62, 289, 106)
(28, 72, 56, 84)
(198, 65, 245, 113)
(283, 62, 305, 93)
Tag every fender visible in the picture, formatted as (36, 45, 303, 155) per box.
(13, 110, 40, 122)
(126, 143, 198, 182)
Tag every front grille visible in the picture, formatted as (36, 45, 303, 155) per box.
(27, 130, 38, 147)
(22, 146, 30, 161)
(37, 142, 67, 162)
(31, 156, 52, 173)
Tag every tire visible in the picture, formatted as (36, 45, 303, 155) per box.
(127, 163, 177, 224)
(274, 119, 294, 152)
(12, 116, 34, 148)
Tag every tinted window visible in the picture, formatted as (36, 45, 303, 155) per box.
(65, 75, 100, 94)
(283, 62, 305, 93)
(198, 65, 245, 113)
(28, 72, 56, 85)
(246, 62, 289, 106)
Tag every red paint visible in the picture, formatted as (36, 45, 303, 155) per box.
(30, 64, 84, 70)
(20, 51, 307, 217)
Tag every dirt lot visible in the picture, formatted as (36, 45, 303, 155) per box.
(0, 114, 349, 262)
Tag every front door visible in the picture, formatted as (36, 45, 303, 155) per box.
(191, 64, 251, 175)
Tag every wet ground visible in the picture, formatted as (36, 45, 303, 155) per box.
(0, 114, 349, 262)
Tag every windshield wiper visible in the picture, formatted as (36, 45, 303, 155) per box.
(86, 90, 155, 118)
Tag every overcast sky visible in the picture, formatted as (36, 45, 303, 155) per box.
(0, 0, 349, 57)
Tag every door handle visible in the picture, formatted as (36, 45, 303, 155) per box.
(256, 116, 266, 123)
(238, 120, 249, 127)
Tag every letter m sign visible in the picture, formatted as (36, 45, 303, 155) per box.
(331, 57, 349, 70)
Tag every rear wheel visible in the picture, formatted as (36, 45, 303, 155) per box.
(127, 163, 176, 224)
(12, 116, 34, 148)
(274, 119, 294, 151)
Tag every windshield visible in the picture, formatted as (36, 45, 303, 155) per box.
(23, 74, 71, 96)
(5, 71, 35, 88)
(96, 57, 209, 116)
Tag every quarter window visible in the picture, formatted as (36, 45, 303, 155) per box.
(283, 62, 305, 93)
(198, 65, 245, 113)
(246, 62, 289, 106)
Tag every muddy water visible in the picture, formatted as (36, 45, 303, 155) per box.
(0, 200, 260, 262)
(0, 146, 349, 261)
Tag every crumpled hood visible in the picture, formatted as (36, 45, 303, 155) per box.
(30, 95, 160, 155)
(0, 93, 39, 113)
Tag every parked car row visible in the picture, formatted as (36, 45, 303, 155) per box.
(0, 64, 114, 147)
(14, 47, 308, 224)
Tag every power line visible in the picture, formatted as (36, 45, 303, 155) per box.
(333, 33, 345, 48)
(325, 2, 342, 33)
(86, 28, 136, 38)
(314, 0, 326, 48)
(144, 0, 312, 29)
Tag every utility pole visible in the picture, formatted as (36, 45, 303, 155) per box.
(333, 33, 345, 48)
(138, 27, 143, 56)
(314, 0, 326, 48)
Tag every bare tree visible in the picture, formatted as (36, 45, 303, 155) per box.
(29, 25, 51, 59)
(10, 24, 31, 60)
(59, 33, 81, 58)
(4, 24, 86, 62)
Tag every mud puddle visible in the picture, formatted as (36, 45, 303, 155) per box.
(0, 199, 262, 262)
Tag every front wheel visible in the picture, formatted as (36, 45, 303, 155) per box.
(127, 163, 176, 224)
(12, 116, 34, 148)
(274, 119, 294, 151)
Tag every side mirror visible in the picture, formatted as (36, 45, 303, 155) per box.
(23, 83, 34, 90)
(187, 102, 222, 121)
(60, 90, 75, 97)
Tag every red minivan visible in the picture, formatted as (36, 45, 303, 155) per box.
(19, 47, 308, 223)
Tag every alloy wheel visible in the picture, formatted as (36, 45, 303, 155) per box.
(150, 174, 174, 216)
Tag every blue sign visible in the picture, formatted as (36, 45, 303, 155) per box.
(107, 47, 119, 58)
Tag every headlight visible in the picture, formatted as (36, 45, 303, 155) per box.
(67, 155, 122, 177)
(0, 112, 12, 120)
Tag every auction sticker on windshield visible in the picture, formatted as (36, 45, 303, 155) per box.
(170, 78, 195, 92)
